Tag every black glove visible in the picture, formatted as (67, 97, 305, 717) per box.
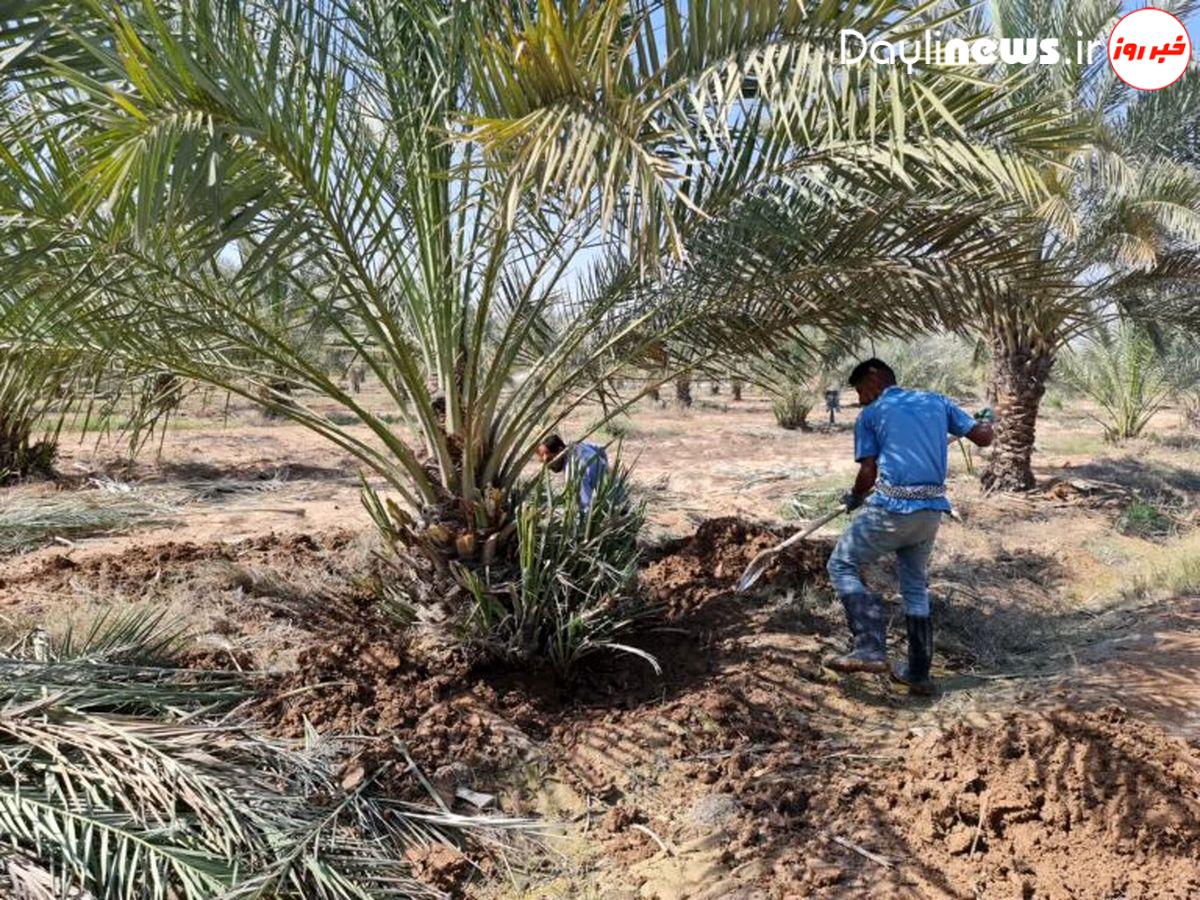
(841, 491, 864, 512)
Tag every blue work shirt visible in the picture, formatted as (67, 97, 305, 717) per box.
(854, 386, 977, 514)
(569, 442, 609, 511)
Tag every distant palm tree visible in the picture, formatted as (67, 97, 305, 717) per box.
(1060, 323, 1176, 443)
(963, 0, 1200, 489)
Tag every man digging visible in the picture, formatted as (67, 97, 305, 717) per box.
(826, 359, 994, 694)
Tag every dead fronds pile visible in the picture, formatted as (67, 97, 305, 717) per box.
(0, 610, 530, 898)
(0, 488, 179, 553)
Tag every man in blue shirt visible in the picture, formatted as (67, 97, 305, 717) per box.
(826, 359, 993, 694)
(536, 434, 609, 512)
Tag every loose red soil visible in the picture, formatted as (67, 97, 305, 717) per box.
(2, 530, 357, 595)
(404, 843, 475, 896)
(251, 516, 835, 780)
(770, 706, 1200, 898)
(641, 516, 833, 615)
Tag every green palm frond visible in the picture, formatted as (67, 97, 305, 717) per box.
(1059, 322, 1174, 441)
(464, 0, 1075, 260)
(917, 0, 1200, 386)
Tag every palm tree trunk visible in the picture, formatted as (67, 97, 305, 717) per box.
(731, 379, 743, 401)
(674, 374, 692, 407)
(0, 427, 54, 483)
(981, 335, 1055, 492)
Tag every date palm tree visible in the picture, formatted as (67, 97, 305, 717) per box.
(0, 0, 1074, 600)
(1059, 322, 1178, 443)
(963, 0, 1200, 490)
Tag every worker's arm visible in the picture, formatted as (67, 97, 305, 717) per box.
(948, 400, 994, 449)
(843, 457, 877, 511)
(844, 404, 879, 511)
(853, 457, 877, 497)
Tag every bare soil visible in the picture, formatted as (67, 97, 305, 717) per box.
(4, 393, 1200, 898)
(772, 705, 1200, 898)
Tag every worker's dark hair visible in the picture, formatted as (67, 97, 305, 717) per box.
(540, 433, 566, 455)
(848, 358, 896, 388)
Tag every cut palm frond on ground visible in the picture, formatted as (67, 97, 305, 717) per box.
(0, 489, 180, 553)
(0, 617, 531, 899)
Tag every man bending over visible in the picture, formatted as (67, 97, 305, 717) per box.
(536, 434, 609, 513)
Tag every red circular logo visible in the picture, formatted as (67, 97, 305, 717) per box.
(1108, 8, 1192, 91)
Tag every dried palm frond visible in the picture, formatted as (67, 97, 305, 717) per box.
(0, 490, 179, 554)
(0, 618, 531, 899)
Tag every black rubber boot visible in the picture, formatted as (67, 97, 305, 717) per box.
(828, 592, 888, 673)
(891, 615, 934, 695)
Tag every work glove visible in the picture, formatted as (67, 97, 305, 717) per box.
(841, 491, 864, 512)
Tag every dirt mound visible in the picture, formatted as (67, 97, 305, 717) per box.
(10, 531, 355, 594)
(641, 516, 831, 615)
(775, 706, 1200, 898)
(404, 843, 472, 895)
(253, 632, 547, 777)
(251, 517, 834, 780)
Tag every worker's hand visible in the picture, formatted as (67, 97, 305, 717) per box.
(841, 491, 864, 513)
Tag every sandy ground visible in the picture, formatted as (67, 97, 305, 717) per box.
(2, 388, 1199, 898)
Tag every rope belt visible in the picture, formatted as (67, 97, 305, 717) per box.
(877, 481, 947, 500)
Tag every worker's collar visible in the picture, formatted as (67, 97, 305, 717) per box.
(864, 385, 899, 406)
(864, 384, 902, 408)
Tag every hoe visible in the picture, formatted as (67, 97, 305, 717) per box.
(736, 489, 965, 593)
(735, 502, 849, 593)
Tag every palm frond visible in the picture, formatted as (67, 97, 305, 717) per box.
(0, 624, 530, 899)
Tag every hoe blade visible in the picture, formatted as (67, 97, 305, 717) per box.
(734, 504, 847, 594)
(735, 550, 775, 593)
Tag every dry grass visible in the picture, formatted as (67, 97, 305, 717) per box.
(1119, 533, 1200, 602)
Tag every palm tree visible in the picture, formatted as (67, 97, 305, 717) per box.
(0, 1, 1072, 602)
(673, 373, 693, 407)
(1059, 322, 1177, 443)
(962, 0, 1200, 490)
(0, 349, 71, 481)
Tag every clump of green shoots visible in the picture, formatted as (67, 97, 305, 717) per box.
(464, 454, 656, 675)
(1119, 500, 1175, 539)
(772, 389, 814, 430)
